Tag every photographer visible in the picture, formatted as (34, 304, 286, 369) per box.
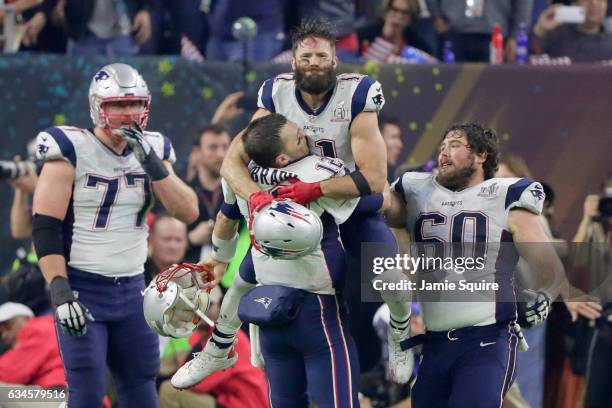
(1, 150, 51, 317)
(570, 178, 611, 408)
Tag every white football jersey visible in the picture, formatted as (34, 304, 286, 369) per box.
(391, 172, 545, 331)
(222, 155, 360, 295)
(257, 73, 385, 170)
(35, 126, 176, 277)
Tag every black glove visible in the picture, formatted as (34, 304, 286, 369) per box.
(517, 289, 552, 328)
(116, 122, 169, 181)
(50, 276, 94, 337)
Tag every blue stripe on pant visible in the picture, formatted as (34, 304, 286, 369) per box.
(412, 324, 518, 408)
(259, 293, 359, 408)
(56, 268, 159, 408)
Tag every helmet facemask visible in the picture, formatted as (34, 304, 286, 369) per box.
(93, 96, 151, 131)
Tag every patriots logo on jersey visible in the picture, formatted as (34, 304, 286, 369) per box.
(530, 186, 545, 201)
(94, 70, 110, 82)
(254, 297, 272, 309)
(372, 93, 384, 110)
(37, 143, 49, 156)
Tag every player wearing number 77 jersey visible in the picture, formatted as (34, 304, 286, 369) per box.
(31, 63, 198, 408)
(385, 123, 567, 408)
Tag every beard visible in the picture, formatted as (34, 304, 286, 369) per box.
(294, 65, 337, 95)
(436, 157, 476, 191)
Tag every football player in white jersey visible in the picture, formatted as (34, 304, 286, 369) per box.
(385, 123, 566, 408)
(31, 63, 198, 407)
(220, 18, 414, 383)
(173, 114, 388, 406)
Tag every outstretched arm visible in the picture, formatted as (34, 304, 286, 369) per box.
(199, 210, 241, 288)
(509, 209, 566, 300)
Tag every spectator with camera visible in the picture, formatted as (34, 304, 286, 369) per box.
(570, 177, 611, 408)
(534, 0, 612, 62)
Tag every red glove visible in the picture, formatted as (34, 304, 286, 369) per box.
(248, 191, 274, 214)
(275, 180, 323, 205)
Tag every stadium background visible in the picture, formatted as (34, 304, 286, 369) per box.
(0, 56, 609, 272)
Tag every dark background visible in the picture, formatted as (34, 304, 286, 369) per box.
(1, 55, 610, 272)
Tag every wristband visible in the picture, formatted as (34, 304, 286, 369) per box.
(349, 170, 372, 196)
(142, 150, 169, 181)
(49, 276, 75, 306)
(211, 233, 239, 263)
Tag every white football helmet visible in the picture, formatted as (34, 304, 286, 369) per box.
(89, 63, 151, 130)
(249, 199, 323, 260)
(142, 263, 212, 338)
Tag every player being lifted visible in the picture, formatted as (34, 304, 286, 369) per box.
(218, 18, 413, 383)
(173, 114, 389, 404)
(32, 63, 198, 407)
(385, 123, 566, 408)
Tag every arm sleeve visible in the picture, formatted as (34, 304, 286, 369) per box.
(35, 127, 76, 167)
(390, 173, 408, 204)
(221, 178, 237, 205)
(220, 202, 242, 220)
(506, 179, 544, 215)
(351, 76, 384, 123)
(147, 132, 176, 164)
(256, 78, 276, 112)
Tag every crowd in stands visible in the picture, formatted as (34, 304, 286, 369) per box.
(2, 0, 612, 63)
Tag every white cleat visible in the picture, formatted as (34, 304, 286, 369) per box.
(388, 326, 414, 384)
(171, 348, 238, 389)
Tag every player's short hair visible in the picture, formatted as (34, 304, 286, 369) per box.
(291, 18, 337, 54)
(193, 124, 228, 146)
(242, 114, 288, 168)
(443, 123, 500, 180)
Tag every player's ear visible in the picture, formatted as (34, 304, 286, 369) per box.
(476, 151, 487, 165)
(291, 56, 296, 71)
(275, 154, 290, 167)
(332, 55, 339, 68)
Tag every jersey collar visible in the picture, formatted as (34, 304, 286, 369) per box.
(294, 87, 334, 117)
(88, 128, 133, 157)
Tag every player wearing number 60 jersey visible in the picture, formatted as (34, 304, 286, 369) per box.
(31, 63, 198, 408)
(385, 123, 565, 408)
